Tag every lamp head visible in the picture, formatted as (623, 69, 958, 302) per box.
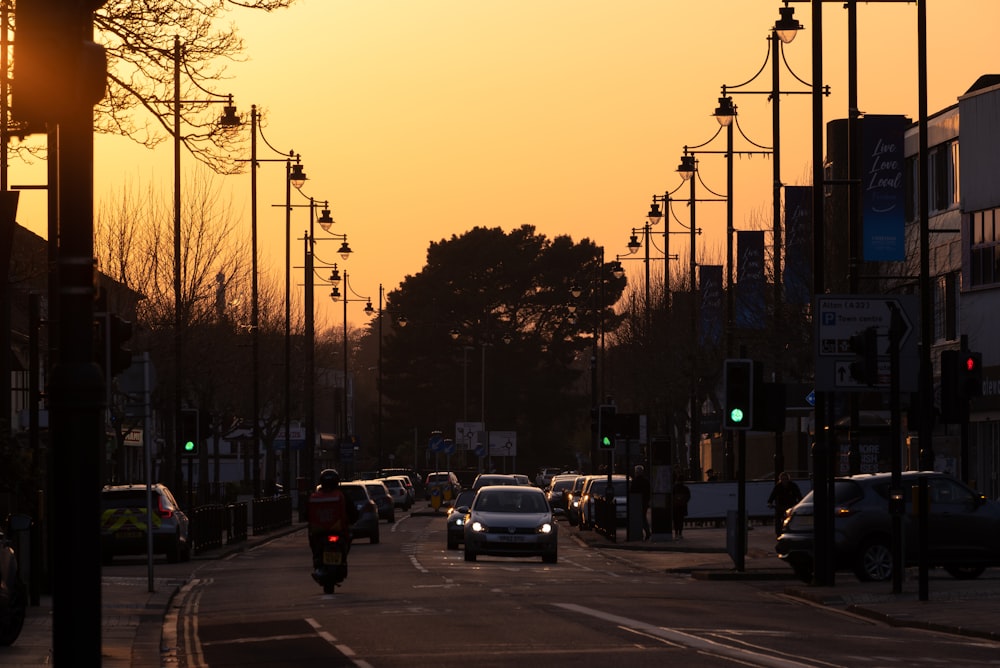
(647, 201, 662, 226)
(713, 96, 735, 127)
(566, 301, 578, 314)
(338, 240, 352, 260)
(364, 300, 375, 316)
(611, 261, 625, 279)
(449, 328, 461, 341)
(397, 315, 408, 327)
(289, 161, 307, 189)
(329, 286, 341, 301)
(318, 206, 334, 231)
(627, 234, 641, 254)
(329, 264, 341, 286)
(774, 4, 803, 44)
(677, 154, 696, 181)
(569, 284, 582, 299)
(220, 101, 241, 128)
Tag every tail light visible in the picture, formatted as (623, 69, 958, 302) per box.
(157, 496, 174, 519)
(325, 534, 341, 544)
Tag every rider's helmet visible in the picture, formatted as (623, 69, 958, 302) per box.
(319, 468, 341, 492)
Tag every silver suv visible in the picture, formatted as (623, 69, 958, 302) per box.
(776, 471, 1000, 582)
(100, 483, 191, 563)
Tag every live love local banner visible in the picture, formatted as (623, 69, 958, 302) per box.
(862, 115, 907, 262)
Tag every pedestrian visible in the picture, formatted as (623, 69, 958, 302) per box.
(767, 472, 803, 536)
(632, 465, 651, 540)
(671, 472, 691, 539)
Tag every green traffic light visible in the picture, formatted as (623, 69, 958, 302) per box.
(184, 441, 196, 452)
(602, 436, 611, 447)
(729, 407, 745, 424)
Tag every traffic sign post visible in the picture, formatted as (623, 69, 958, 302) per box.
(815, 295, 919, 392)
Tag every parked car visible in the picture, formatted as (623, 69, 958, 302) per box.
(379, 477, 412, 510)
(378, 468, 423, 498)
(425, 471, 461, 501)
(340, 482, 380, 544)
(578, 475, 627, 530)
(100, 483, 191, 564)
(463, 485, 559, 563)
(446, 490, 477, 550)
(0, 514, 28, 646)
(777, 471, 1000, 582)
(363, 481, 396, 523)
(388, 475, 416, 505)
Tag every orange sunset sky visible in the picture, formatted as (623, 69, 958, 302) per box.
(13, 1, 1000, 329)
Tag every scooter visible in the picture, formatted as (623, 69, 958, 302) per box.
(0, 516, 27, 646)
(311, 533, 348, 594)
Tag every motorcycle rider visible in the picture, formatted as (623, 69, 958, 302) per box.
(307, 469, 358, 573)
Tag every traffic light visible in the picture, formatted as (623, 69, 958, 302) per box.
(848, 326, 879, 386)
(941, 348, 983, 424)
(960, 351, 983, 398)
(12, 0, 109, 127)
(598, 404, 616, 449)
(724, 359, 758, 430)
(108, 315, 133, 376)
(180, 409, 199, 456)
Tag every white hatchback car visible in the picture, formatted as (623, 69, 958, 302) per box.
(379, 477, 412, 510)
(463, 485, 558, 563)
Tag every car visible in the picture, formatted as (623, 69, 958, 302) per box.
(512, 474, 532, 486)
(100, 483, 191, 564)
(363, 481, 396, 523)
(378, 468, 423, 497)
(578, 475, 627, 530)
(535, 467, 563, 489)
(777, 471, 1000, 583)
(388, 475, 416, 505)
(546, 474, 580, 512)
(565, 474, 594, 526)
(471, 473, 520, 490)
(425, 471, 461, 502)
(463, 485, 559, 563)
(340, 482, 380, 544)
(379, 477, 412, 510)
(446, 489, 478, 550)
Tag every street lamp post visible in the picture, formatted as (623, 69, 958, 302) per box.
(570, 253, 620, 473)
(171, 35, 240, 494)
(329, 271, 372, 477)
(241, 110, 302, 496)
(301, 198, 348, 493)
(372, 285, 406, 470)
(672, 151, 726, 478)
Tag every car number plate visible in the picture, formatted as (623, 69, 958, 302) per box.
(322, 551, 343, 565)
(115, 529, 142, 539)
(495, 534, 526, 543)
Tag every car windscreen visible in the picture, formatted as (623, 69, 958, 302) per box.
(476, 491, 549, 513)
(102, 491, 153, 508)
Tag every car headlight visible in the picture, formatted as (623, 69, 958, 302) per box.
(471, 521, 487, 533)
(538, 522, 553, 534)
(454, 517, 465, 527)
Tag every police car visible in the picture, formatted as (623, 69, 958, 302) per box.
(100, 483, 191, 563)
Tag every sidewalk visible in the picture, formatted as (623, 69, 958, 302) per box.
(8, 520, 1000, 667)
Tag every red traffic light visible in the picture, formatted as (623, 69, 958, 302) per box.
(964, 355, 977, 372)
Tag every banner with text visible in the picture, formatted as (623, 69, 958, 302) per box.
(862, 114, 907, 261)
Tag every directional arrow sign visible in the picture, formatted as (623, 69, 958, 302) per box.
(815, 294, 919, 392)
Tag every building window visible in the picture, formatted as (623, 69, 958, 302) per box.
(969, 208, 1000, 288)
(905, 139, 960, 221)
(933, 272, 958, 342)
